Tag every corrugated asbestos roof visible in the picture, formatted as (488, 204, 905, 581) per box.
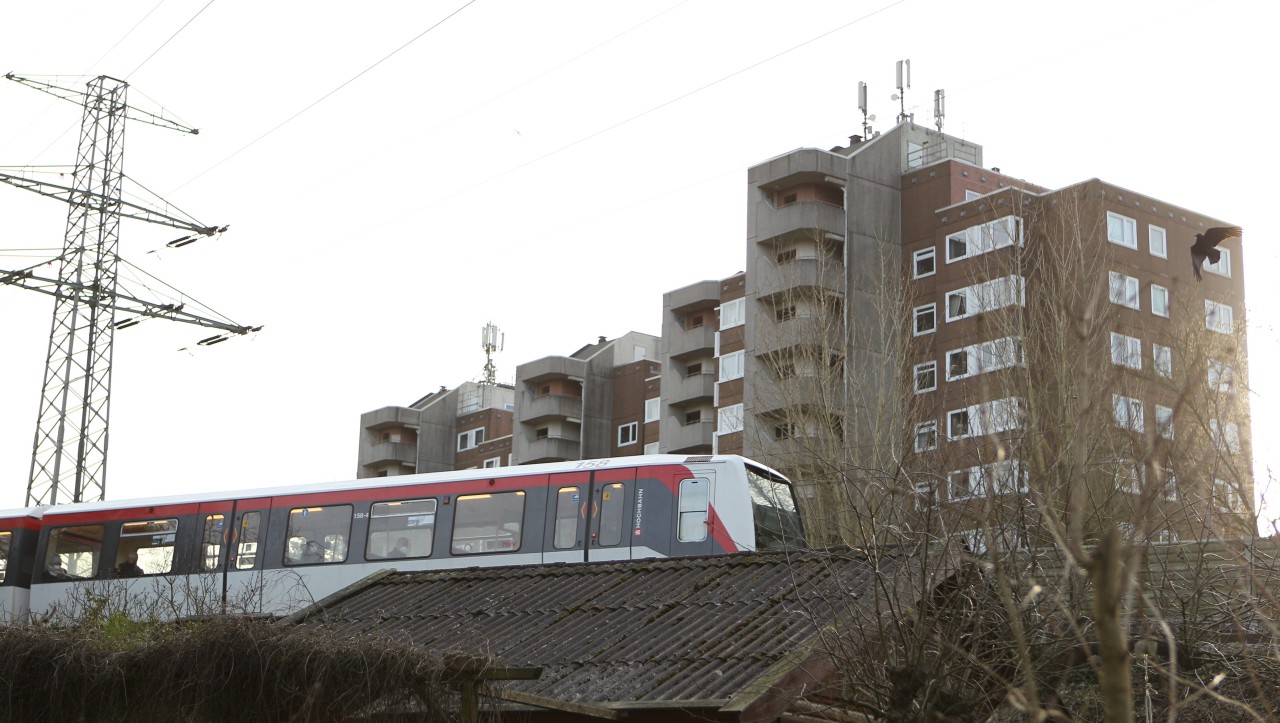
(291, 548, 910, 707)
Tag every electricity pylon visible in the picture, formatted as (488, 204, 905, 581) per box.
(0, 74, 259, 506)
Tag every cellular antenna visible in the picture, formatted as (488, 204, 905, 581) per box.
(481, 322, 504, 385)
(895, 59, 911, 123)
(858, 81, 873, 139)
(934, 89, 945, 133)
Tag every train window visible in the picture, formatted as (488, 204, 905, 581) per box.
(452, 491, 525, 555)
(367, 499, 436, 560)
(46, 524, 105, 579)
(598, 483, 625, 546)
(0, 531, 10, 583)
(201, 515, 225, 572)
(677, 478, 709, 542)
(285, 505, 351, 565)
(553, 487, 580, 549)
(236, 512, 262, 570)
(747, 468, 804, 551)
(118, 519, 178, 576)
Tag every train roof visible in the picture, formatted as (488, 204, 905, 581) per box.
(38, 454, 786, 519)
(0, 507, 44, 521)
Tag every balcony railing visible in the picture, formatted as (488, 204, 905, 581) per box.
(365, 441, 416, 466)
(667, 372, 716, 405)
(664, 419, 714, 453)
(522, 393, 582, 423)
(522, 436, 580, 463)
(667, 326, 717, 359)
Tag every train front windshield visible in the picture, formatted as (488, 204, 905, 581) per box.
(746, 466, 804, 550)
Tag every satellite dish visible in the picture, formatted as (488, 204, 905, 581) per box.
(868, 114, 876, 122)
(890, 94, 900, 101)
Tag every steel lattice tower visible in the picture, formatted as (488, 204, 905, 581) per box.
(1, 74, 259, 506)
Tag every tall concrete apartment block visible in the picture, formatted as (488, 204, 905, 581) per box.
(738, 121, 1252, 540)
(356, 333, 660, 476)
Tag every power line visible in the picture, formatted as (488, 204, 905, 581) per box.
(168, 0, 479, 195)
(128, 0, 217, 78)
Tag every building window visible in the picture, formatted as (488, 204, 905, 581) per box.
(949, 469, 979, 500)
(947, 397, 1021, 439)
(686, 362, 703, 376)
(1110, 332, 1142, 370)
(945, 337, 1020, 381)
(1205, 300, 1234, 334)
(717, 403, 744, 435)
(1107, 212, 1137, 249)
(1203, 248, 1231, 278)
(618, 422, 638, 446)
(1108, 271, 1140, 310)
(285, 506, 351, 565)
(457, 427, 485, 451)
(686, 314, 704, 329)
(1149, 224, 1167, 258)
(1112, 395, 1144, 432)
(774, 422, 796, 440)
(775, 247, 798, 264)
(1114, 459, 1143, 495)
(914, 361, 937, 394)
(720, 298, 745, 329)
(914, 421, 938, 452)
(1151, 284, 1169, 318)
(452, 491, 525, 554)
(684, 411, 702, 425)
(535, 427, 549, 439)
(1155, 405, 1173, 440)
(948, 409, 970, 439)
(483, 457, 501, 468)
(719, 350, 745, 381)
(965, 189, 983, 201)
(775, 305, 797, 322)
(946, 215, 1022, 263)
(946, 349, 970, 380)
(644, 397, 660, 423)
(913, 247, 936, 278)
(913, 303, 936, 336)
(945, 275, 1024, 322)
(643, 442, 659, 455)
(1153, 344, 1173, 379)
(1208, 360, 1235, 394)
(1210, 419, 1241, 454)
(1213, 479, 1242, 514)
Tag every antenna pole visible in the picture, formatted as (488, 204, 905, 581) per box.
(858, 81, 872, 139)
(481, 322, 504, 386)
(896, 59, 911, 123)
(934, 89, 945, 133)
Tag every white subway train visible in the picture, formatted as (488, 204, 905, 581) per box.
(0, 455, 803, 621)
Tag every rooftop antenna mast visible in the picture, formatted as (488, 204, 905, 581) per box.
(934, 89, 945, 133)
(894, 59, 911, 123)
(857, 81, 876, 139)
(0, 74, 260, 506)
(480, 322, 504, 386)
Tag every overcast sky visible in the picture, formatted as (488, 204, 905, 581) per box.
(0, 0, 1272, 524)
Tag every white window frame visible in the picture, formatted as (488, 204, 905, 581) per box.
(617, 421, 638, 447)
(1112, 395, 1144, 432)
(946, 397, 1021, 440)
(457, 427, 485, 451)
(913, 303, 936, 336)
(1207, 360, 1235, 394)
(946, 348, 970, 381)
(949, 468, 981, 501)
(1155, 404, 1173, 440)
(644, 397, 660, 423)
(718, 350, 745, 381)
(1150, 284, 1169, 318)
(964, 189, 983, 201)
(913, 247, 936, 279)
(1107, 212, 1137, 249)
(1109, 332, 1142, 370)
(948, 336, 1020, 381)
(913, 361, 937, 394)
(1205, 300, 1234, 334)
(716, 403, 744, 436)
(945, 275, 1024, 323)
(719, 298, 745, 329)
(945, 215, 1023, 264)
(1210, 419, 1241, 454)
(914, 421, 938, 452)
(1203, 248, 1231, 278)
(947, 409, 970, 439)
(1214, 478, 1242, 514)
(1114, 458, 1144, 495)
(483, 457, 501, 469)
(1108, 271, 1140, 310)
(1153, 343, 1173, 379)
(643, 441, 659, 455)
(1149, 224, 1167, 259)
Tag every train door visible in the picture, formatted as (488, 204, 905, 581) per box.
(587, 467, 634, 562)
(671, 471, 716, 557)
(543, 471, 589, 563)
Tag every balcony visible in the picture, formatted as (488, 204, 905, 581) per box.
(753, 316, 845, 356)
(365, 441, 417, 467)
(666, 372, 716, 406)
(664, 420, 714, 453)
(757, 258, 845, 297)
(667, 326, 717, 359)
(523, 436, 580, 463)
(519, 356, 587, 385)
(753, 376, 847, 411)
(755, 203, 846, 246)
(522, 393, 582, 424)
(361, 406, 418, 430)
(666, 280, 721, 314)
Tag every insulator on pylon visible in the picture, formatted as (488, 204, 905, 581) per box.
(112, 318, 140, 329)
(197, 334, 228, 346)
